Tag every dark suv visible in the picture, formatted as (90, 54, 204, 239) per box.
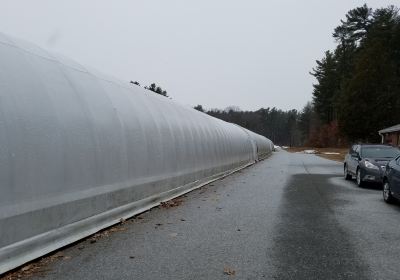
(344, 144, 400, 187)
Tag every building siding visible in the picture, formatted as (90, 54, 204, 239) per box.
(382, 132, 400, 146)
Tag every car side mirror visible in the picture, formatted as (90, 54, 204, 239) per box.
(352, 153, 361, 161)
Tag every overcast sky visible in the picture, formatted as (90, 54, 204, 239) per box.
(0, 1, 396, 111)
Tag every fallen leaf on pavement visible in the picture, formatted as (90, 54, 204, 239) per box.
(160, 198, 183, 208)
(21, 264, 33, 272)
(223, 267, 236, 276)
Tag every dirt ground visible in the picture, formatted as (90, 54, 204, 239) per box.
(285, 147, 348, 162)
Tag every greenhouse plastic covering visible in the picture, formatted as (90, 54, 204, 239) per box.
(0, 32, 273, 273)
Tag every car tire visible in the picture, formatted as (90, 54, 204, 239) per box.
(356, 168, 364, 187)
(344, 164, 351, 180)
(383, 180, 395, 204)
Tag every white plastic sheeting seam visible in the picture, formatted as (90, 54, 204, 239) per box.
(0, 32, 273, 274)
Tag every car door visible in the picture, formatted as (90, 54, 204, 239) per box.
(348, 145, 359, 174)
(345, 145, 354, 173)
(390, 156, 400, 197)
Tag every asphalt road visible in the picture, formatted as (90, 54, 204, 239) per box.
(25, 150, 400, 279)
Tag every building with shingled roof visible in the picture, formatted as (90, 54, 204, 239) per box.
(379, 124, 400, 146)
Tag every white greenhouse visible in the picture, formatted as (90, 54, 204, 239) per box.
(0, 32, 273, 273)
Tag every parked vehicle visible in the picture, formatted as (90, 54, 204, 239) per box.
(344, 144, 400, 187)
(382, 156, 400, 203)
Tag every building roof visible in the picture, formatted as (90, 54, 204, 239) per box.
(379, 124, 400, 134)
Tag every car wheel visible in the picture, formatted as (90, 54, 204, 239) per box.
(356, 168, 364, 187)
(383, 180, 395, 204)
(344, 164, 351, 180)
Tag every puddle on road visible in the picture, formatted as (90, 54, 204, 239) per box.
(270, 174, 371, 280)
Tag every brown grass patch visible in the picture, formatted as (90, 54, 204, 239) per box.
(285, 147, 348, 162)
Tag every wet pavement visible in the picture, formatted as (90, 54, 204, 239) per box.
(19, 150, 400, 279)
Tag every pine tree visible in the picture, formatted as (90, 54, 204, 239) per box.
(310, 51, 340, 124)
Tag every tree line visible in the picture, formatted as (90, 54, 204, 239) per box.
(308, 4, 400, 146)
(132, 5, 400, 147)
(194, 106, 302, 146)
(130, 81, 169, 97)
(196, 5, 400, 147)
